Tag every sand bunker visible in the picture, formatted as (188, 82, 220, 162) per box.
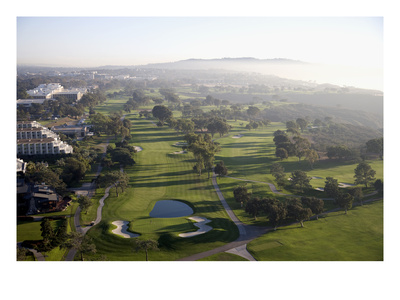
(170, 150, 187, 155)
(134, 146, 143, 152)
(315, 187, 324, 192)
(311, 176, 323, 179)
(232, 134, 244, 139)
(173, 142, 188, 147)
(339, 183, 356, 188)
(179, 216, 212, 238)
(111, 220, 140, 238)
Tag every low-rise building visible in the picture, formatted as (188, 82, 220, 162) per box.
(51, 124, 89, 137)
(17, 121, 73, 155)
(26, 83, 86, 101)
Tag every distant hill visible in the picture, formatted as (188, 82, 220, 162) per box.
(138, 57, 308, 70)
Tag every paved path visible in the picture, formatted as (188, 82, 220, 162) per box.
(178, 170, 382, 261)
(177, 171, 271, 261)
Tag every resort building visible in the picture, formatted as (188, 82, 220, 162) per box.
(26, 83, 85, 101)
(17, 121, 73, 155)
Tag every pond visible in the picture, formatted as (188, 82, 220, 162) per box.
(149, 200, 193, 218)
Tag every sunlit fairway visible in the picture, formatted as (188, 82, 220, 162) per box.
(247, 200, 383, 261)
(86, 115, 239, 261)
(213, 120, 383, 226)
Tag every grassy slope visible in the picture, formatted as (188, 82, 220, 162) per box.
(214, 121, 383, 226)
(86, 115, 238, 260)
(247, 200, 383, 261)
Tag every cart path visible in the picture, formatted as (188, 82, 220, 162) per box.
(177, 171, 381, 261)
(177, 171, 271, 261)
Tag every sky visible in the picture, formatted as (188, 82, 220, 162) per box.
(16, 16, 384, 90)
(17, 16, 383, 68)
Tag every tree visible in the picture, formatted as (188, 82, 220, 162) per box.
(286, 198, 312, 227)
(366, 138, 383, 159)
(290, 170, 312, 192)
(133, 239, 159, 261)
(266, 201, 287, 230)
(66, 232, 96, 261)
(324, 177, 340, 198)
(152, 105, 173, 126)
(275, 147, 289, 160)
(186, 134, 220, 177)
(336, 193, 354, 214)
(296, 118, 308, 133)
(246, 106, 260, 119)
(40, 218, 55, 251)
(354, 162, 376, 188)
(25, 162, 66, 194)
(214, 161, 228, 177)
(61, 157, 88, 185)
(374, 179, 383, 195)
(97, 170, 129, 197)
(110, 147, 136, 167)
(233, 186, 251, 207)
(270, 163, 286, 188)
(348, 187, 364, 205)
(78, 195, 92, 214)
(292, 136, 311, 162)
(245, 197, 265, 220)
(305, 149, 319, 169)
(301, 197, 324, 220)
(286, 120, 299, 131)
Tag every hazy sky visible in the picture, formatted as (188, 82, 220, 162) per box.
(16, 16, 384, 90)
(17, 17, 382, 67)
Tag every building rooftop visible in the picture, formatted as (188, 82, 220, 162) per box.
(17, 138, 55, 144)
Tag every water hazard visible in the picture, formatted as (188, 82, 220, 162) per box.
(149, 200, 193, 218)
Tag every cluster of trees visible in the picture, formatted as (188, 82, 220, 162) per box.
(233, 185, 324, 229)
(97, 170, 130, 197)
(123, 89, 155, 112)
(325, 137, 383, 162)
(90, 111, 131, 139)
(184, 133, 221, 177)
(152, 105, 232, 138)
(271, 164, 314, 193)
(273, 129, 319, 169)
(324, 162, 381, 212)
(39, 217, 69, 252)
(102, 140, 136, 169)
(24, 147, 99, 191)
(366, 137, 383, 159)
(17, 90, 106, 121)
(245, 119, 271, 131)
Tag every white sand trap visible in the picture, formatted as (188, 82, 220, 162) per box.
(173, 142, 188, 147)
(171, 150, 187, 155)
(179, 216, 212, 238)
(311, 176, 323, 179)
(232, 134, 244, 138)
(315, 187, 324, 192)
(339, 183, 356, 188)
(134, 146, 143, 152)
(111, 220, 140, 238)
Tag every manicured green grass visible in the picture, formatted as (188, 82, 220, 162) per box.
(213, 120, 383, 224)
(17, 220, 43, 242)
(85, 116, 239, 260)
(198, 252, 249, 261)
(247, 200, 383, 261)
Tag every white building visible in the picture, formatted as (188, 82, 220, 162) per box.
(17, 121, 73, 155)
(27, 83, 64, 99)
(26, 83, 85, 101)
